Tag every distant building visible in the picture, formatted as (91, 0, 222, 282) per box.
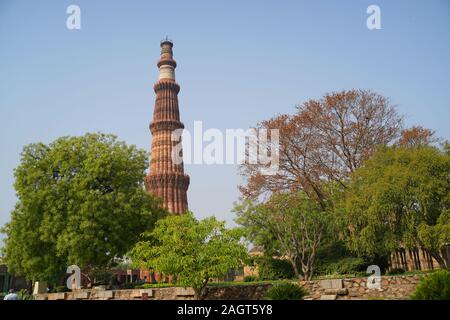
(242, 247, 264, 279)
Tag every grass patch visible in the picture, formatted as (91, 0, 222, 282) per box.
(207, 280, 283, 287)
(136, 283, 178, 289)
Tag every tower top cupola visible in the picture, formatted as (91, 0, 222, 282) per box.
(158, 37, 177, 80)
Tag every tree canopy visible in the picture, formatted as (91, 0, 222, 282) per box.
(129, 212, 248, 299)
(237, 88, 448, 275)
(1, 133, 165, 283)
(235, 192, 335, 280)
(239, 89, 403, 208)
(340, 145, 450, 268)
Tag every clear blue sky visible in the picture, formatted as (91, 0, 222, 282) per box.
(1, 0, 449, 243)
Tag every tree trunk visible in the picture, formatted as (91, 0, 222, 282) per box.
(194, 278, 209, 300)
(302, 267, 312, 281)
(193, 288, 202, 300)
(429, 251, 448, 269)
(194, 286, 208, 300)
(288, 258, 301, 279)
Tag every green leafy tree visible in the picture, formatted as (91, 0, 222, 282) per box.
(1, 133, 165, 284)
(410, 270, 450, 300)
(253, 256, 295, 280)
(129, 212, 248, 299)
(235, 192, 335, 280)
(340, 146, 450, 268)
(417, 209, 450, 268)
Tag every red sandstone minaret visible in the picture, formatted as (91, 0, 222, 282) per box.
(144, 39, 189, 214)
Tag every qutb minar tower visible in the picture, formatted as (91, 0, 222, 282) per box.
(145, 39, 189, 214)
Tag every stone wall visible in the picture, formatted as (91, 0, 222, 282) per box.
(207, 284, 272, 300)
(35, 287, 196, 300)
(301, 275, 421, 300)
(34, 284, 272, 301)
(34, 275, 421, 300)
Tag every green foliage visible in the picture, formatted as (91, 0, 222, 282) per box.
(53, 285, 70, 293)
(340, 146, 450, 268)
(17, 289, 34, 300)
(244, 275, 258, 282)
(315, 241, 350, 264)
(136, 283, 177, 289)
(387, 268, 406, 275)
(118, 282, 142, 290)
(264, 282, 308, 300)
(88, 269, 114, 285)
(129, 212, 248, 299)
(255, 256, 295, 280)
(235, 192, 335, 280)
(208, 280, 275, 287)
(111, 260, 132, 271)
(417, 209, 450, 261)
(314, 241, 371, 276)
(1, 133, 166, 283)
(317, 257, 367, 276)
(410, 270, 450, 300)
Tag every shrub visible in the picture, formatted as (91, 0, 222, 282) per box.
(256, 257, 295, 280)
(410, 270, 450, 300)
(387, 268, 405, 275)
(318, 257, 367, 275)
(17, 289, 34, 300)
(315, 242, 375, 276)
(55, 285, 70, 293)
(244, 275, 258, 282)
(119, 282, 142, 289)
(264, 282, 308, 300)
(135, 283, 177, 289)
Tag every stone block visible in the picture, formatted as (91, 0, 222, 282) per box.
(93, 285, 107, 291)
(176, 287, 195, 297)
(139, 289, 154, 298)
(48, 292, 66, 300)
(73, 291, 90, 300)
(320, 294, 337, 300)
(97, 291, 114, 300)
(324, 288, 348, 296)
(319, 279, 343, 289)
(34, 294, 48, 300)
(33, 281, 48, 294)
(132, 289, 143, 298)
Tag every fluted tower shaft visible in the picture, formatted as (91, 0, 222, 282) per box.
(144, 40, 189, 214)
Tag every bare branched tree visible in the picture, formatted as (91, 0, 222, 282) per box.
(240, 89, 403, 208)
